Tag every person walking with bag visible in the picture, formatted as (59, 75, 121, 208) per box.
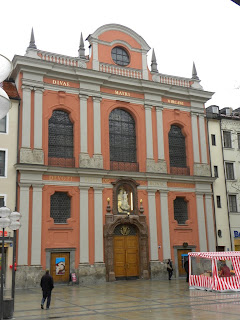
(167, 259, 173, 280)
(40, 269, 54, 309)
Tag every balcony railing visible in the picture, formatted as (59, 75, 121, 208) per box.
(48, 157, 75, 168)
(110, 161, 139, 172)
(170, 166, 190, 175)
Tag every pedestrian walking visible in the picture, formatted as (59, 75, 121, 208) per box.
(184, 259, 189, 282)
(40, 269, 54, 309)
(167, 259, 173, 280)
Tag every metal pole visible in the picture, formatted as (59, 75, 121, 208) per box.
(0, 228, 5, 320)
(11, 230, 16, 306)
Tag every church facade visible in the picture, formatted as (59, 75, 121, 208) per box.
(12, 24, 215, 287)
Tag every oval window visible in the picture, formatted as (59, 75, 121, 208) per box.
(111, 47, 130, 66)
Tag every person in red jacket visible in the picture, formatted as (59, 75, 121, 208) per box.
(220, 262, 231, 277)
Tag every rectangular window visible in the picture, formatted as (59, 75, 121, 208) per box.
(216, 196, 221, 208)
(229, 195, 237, 212)
(211, 134, 216, 146)
(0, 116, 6, 133)
(214, 166, 218, 178)
(226, 162, 234, 180)
(238, 133, 240, 149)
(0, 197, 4, 207)
(223, 131, 232, 148)
(0, 151, 5, 176)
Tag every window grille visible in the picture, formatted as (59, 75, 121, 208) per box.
(216, 196, 221, 208)
(111, 47, 130, 66)
(174, 197, 188, 224)
(48, 110, 73, 159)
(223, 131, 231, 148)
(226, 162, 234, 180)
(168, 125, 186, 167)
(0, 151, 5, 176)
(114, 224, 137, 236)
(211, 134, 216, 146)
(109, 109, 136, 163)
(229, 195, 237, 212)
(50, 192, 71, 223)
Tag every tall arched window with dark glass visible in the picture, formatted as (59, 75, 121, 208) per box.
(48, 110, 74, 167)
(50, 192, 71, 224)
(168, 125, 189, 175)
(109, 109, 138, 171)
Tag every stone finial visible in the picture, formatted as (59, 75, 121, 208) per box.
(78, 32, 86, 59)
(192, 61, 199, 80)
(28, 28, 37, 49)
(151, 48, 158, 73)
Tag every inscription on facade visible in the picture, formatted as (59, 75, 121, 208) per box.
(162, 97, 190, 107)
(81, 177, 102, 184)
(49, 175, 73, 181)
(52, 79, 70, 87)
(115, 90, 130, 97)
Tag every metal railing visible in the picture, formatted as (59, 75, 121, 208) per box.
(48, 157, 75, 168)
(170, 166, 190, 175)
(110, 161, 139, 172)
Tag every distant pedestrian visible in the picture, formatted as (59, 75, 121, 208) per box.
(184, 259, 189, 282)
(167, 259, 173, 280)
(40, 269, 54, 309)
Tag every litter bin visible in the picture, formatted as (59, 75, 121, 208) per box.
(3, 298, 14, 319)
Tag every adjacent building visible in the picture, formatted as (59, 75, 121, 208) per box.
(11, 24, 216, 287)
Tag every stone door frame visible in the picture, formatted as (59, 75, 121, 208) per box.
(104, 213, 150, 281)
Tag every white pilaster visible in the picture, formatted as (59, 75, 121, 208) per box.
(22, 86, 32, 148)
(142, 52, 148, 80)
(156, 106, 165, 160)
(145, 105, 153, 159)
(34, 88, 43, 149)
(94, 188, 103, 263)
(31, 184, 43, 265)
(160, 191, 171, 259)
(205, 194, 216, 251)
(196, 194, 207, 251)
(93, 97, 102, 155)
(79, 94, 88, 153)
(18, 184, 30, 265)
(80, 187, 89, 263)
(199, 115, 207, 163)
(191, 113, 200, 163)
(148, 191, 158, 260)
(92, 42, 99, 71)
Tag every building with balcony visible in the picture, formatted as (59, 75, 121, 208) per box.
(11, 24, 215, 287)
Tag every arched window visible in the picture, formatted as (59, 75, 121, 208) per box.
(109, 109, 137, 171)
(48, 110, 74, 166)
(50, 192, 71, 224)
(174, 197, 188, 225)
(168, 125, 186, 168)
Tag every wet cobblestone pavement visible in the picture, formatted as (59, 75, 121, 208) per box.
(13, 279, 240, 319)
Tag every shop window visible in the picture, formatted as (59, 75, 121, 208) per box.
(223, 131, 232, 148)
(174, 197, 188, 224)
(229, 195, 237, 212)
(0, 116, 6, 133)
(109, 108, 137, 171)
(216, 196, 221, 208)
(50, 192, 71, 223)
(214, 166, 218, 178)
(211, 134, 216, 146)
(0, 151, 6, 176)
(48, 110, 74, 167)
(226, 162, 234, 180)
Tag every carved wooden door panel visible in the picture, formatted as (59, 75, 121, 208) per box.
(114, 235, 139, 278)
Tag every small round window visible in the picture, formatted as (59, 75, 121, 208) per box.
(111, 47, 130, 66)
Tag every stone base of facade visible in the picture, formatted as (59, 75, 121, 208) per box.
(20, 148, 44, 165)
(194, 163, 211, 176)
(77, 263, 106, 285)
(16, 265, 43, 288)
(150, 261, 167, 280)
(146, 159, 167, 173)
(79, 153, 103, 169)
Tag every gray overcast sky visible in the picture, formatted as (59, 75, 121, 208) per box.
(1, 0, 240, 109)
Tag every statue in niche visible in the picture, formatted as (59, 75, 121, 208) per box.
(118, 187, 130, 213)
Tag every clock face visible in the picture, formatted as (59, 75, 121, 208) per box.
(111, 47, 130, 66)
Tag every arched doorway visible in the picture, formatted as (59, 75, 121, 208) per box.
(113, 224, 139, 279)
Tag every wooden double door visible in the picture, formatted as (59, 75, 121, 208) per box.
(51, 252, 70, 283)
(177, 249, 191, 276)
(114, 235, 139, 279)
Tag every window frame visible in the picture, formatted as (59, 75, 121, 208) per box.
(216, 196, 221, 208)
(0, 115, 8, 134)
(168, 125, 187, 168)
(173, 197, 188, 225)
(111, 46, 130, 66)
(211, 134, 216, 146)
(0, 149, 7, 178)
(214, 165, 218, 178)
(229, 195, 237, 213)
(225, 162, 235, 180)
(237, 133, 240, 150)
(223, 131, 232, 148)
(50, 191, 71, 224)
